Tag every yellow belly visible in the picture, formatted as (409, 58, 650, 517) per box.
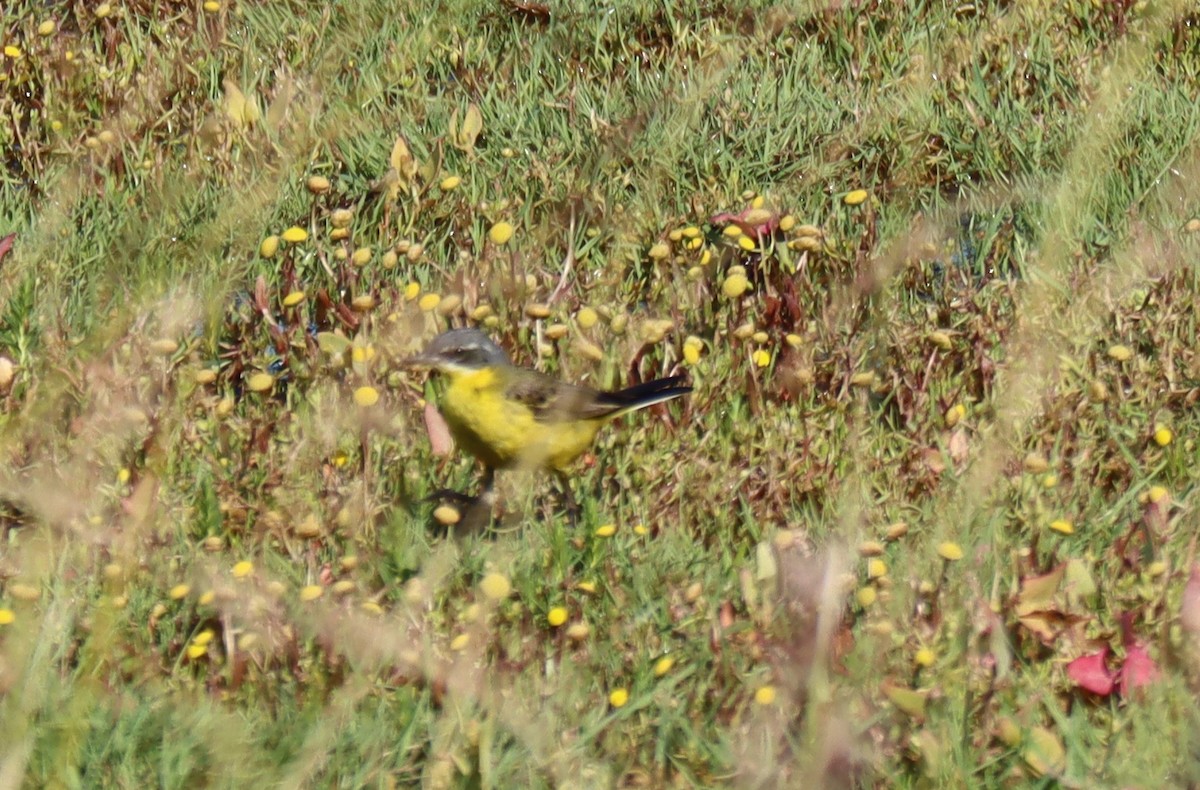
(440, 368, 603, 471)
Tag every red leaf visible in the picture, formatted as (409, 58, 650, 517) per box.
(1066, 648, 1115, 696)
(0, 233, 14, 263)
(1119, 641, 1160, 695)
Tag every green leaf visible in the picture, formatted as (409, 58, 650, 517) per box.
(316, 332, 352, 357)
(1022, 726, 1065, 777)
(882, 681, 927, 720)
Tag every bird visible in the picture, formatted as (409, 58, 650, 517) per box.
(405, 327, 691, 526)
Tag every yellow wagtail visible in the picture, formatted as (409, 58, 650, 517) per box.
(406, 327, 691, 521)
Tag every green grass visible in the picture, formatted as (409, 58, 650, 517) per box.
(3, 0, 1200, 785)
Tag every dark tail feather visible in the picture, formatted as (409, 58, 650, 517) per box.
(599, 375, 692, 414)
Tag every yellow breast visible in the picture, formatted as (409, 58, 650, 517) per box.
(439, 367, 603, 472)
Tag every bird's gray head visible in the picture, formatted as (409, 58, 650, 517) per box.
(406, 328, 511, 372)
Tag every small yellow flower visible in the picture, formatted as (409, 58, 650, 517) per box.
(117, 467, 131, 484)
(576, 581, 597, 594)
(0, 609, 14, 625)
(683, 336, 704, 366)
(1042, 473, 1058, 489)
(914, 647, 935, 667)
(38, 20, 57, 36)
(576, 307, 599, 329)
(654, 656, 674, 676)
(193, 629, 216, 647)
(754, 685, 777, 705)
(479, 573, 512, 601)
(150, 338, 177, 357)
(778, 215, 796, 232)
(440, 175, 462, 191)
(945, 403, 966, 428)
(418, 293, 442, 312)
(722, 225, 743, 238)
(246, 372, 274, 392)
(9, 584, 38, 602)
(1148, 485, 1170, 504)
(682, 225, 701, 239)
(283, 290, 305, 307)
(353, 386, 380, 407)
(169, 584, 191, 600)
(1153, 425, 1173, 447)
(1107, 344, 1133, 362)
(259, 236, 280, 258)
(722, 273, 749, 298)
(186, 644, 208, 660)
(547, 607, 568, 627)
(608, 688, 629, 708)
(351, 247, 372, 266)
(736, 235, 756, 252)
(859, 540, 885, 557)
(937, 542, 964, 561)
(843, 189, 869, 206)
(595, 524, 616, 538)
(751, 349, 771, 368)
(299, 585, 323, 602)
(1049, 519, 1073, 535)
(232, 561, 254, 579)
(450, 633, 471, 651)
(856, 587, 877, 607)
(432, 505, 460, 526)
(488, 221, 515, 245)
(403, 282, 421, 301)
(633, 524, 648, 536)
(648, 241, 670, 260)
(198, 590, 215, 606)
(3, 46, 22, 59)
(867, 558, 887, 579)
(281, 226, 308, 243)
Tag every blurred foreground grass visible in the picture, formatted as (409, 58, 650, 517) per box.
(2, 0, 1200, 786)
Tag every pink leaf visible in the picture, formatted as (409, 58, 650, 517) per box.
(1066, 648, 1116, 696)
(0, 233, 14, 264)
(1180, 564, 1200, 641)
(424, 402, 453, 457)
(1119, 641, 1160, 695)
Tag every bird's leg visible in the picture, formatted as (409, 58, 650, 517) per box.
(456, 466, 497, 536)
(555, 470, 581, 528)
